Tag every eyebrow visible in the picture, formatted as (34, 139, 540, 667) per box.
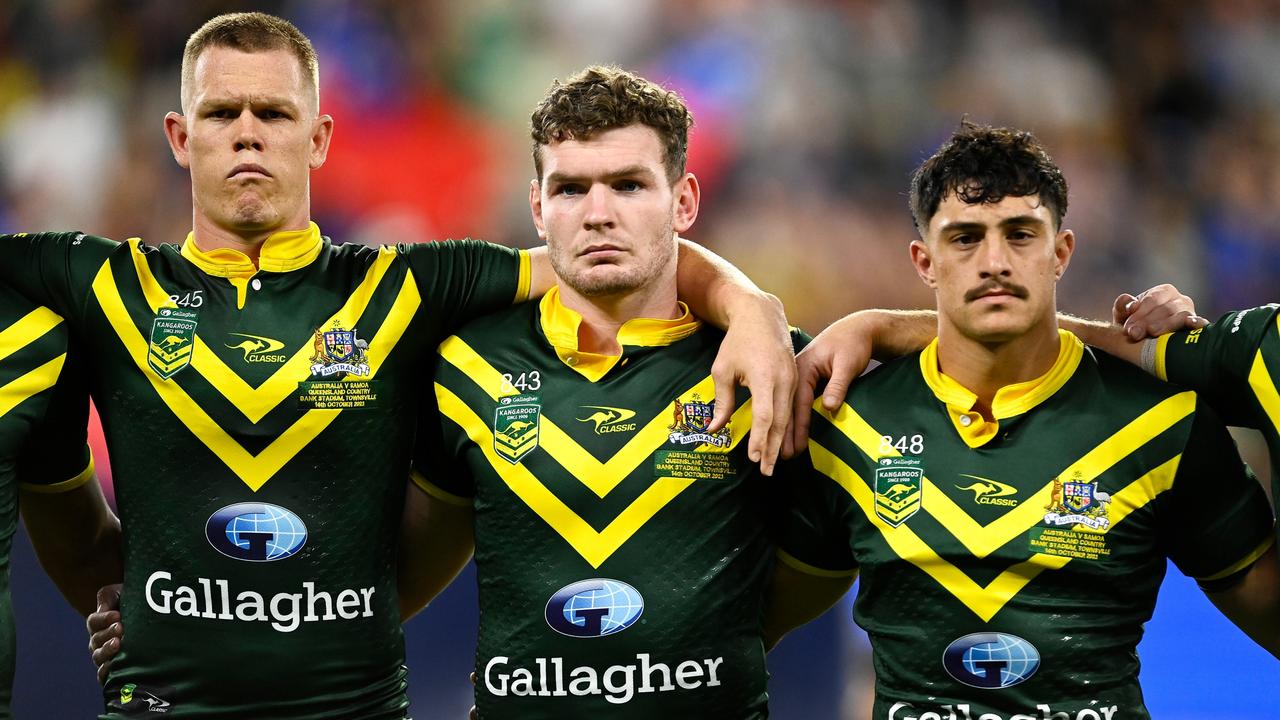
(196, 95, 301, 112)
(938, 215, 1048, 234)
(544, 164, 657, 185)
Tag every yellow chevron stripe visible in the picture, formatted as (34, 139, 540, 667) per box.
(439, 336, 747, 497)
(0, 307, 64, 365)
(92, 260, 420, 491)
(822, 392, 1196, 558)
(0, 354, 65, 420)
(436, 382, 752, 567)
(1249, 319, 1280, 438)
(132, 240, 399, 422)
(810, 441, 1181, 621)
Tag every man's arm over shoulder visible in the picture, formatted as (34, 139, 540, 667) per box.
(399, 239, 534, 335)
(0, 231, 117, 319)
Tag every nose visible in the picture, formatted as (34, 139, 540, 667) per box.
(581, 184, 614, 230)
(233, 110, 264, 152)
(977, 235, 1013, 278)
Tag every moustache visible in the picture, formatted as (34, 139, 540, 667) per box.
(964, 280, 1029, 302)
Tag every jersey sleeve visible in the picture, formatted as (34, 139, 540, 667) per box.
(1155, 305, 1280, 428)
(1157, 399, 1276, 592)
(399, 240, 529, 339)
(410, 353, 477, 505)
(15, 340, 93, 493)
(0, 232, 118, 323)
(773, 411, 859, 578)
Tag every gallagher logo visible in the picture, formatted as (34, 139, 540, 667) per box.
(545, 579, 644, 638)
(942, 633, 1040, 689)
(205, 503, 308, 562)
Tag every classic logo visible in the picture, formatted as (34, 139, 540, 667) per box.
(110, 683, 172, 715)
(226, 332, 287, 363)
(874, 457, 923, 526)
(667, 394, 730, 447)
(147, 308, 198, 379)
(955, 474, 1018, 507)
(545, 578, 644, 638)
(205, 503, 308, 562)
(942, 632, 1040, 689)
(309, 323, 369, 378)
(1044, 476, 1111, 530)
(495, 394, 541, 463)
(578, 405, 638, 435)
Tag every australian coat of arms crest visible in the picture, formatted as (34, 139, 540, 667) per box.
(309, 323, 370, 378)
(667, 394, 731, 448)
(1044, 476, 1111, 531)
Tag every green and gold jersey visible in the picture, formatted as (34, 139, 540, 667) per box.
(0, 226, 527, 719)
(417, 287, 793, 719)
(1154, 303, 1280, 501)
(0, 284, 93, 719)
(780, 330, 1275, 720)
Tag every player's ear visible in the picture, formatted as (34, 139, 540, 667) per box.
(672, 172, 700, 233)
(164, 112, 190, 169)
(1053, 228, 1074, 280)
(309, 114, 334, 170)
(910, 238, 937, 288)
(529, 179, 547, 240)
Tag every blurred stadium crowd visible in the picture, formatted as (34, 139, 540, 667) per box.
(4, 0, 1278, 333)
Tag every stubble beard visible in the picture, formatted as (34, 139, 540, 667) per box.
(549, 218, 675, 298)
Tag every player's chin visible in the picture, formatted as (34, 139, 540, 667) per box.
(961, 312, 1033, 343)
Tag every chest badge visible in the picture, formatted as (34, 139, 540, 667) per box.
(874, 456, 923, 526)
(494, 394, 541, 464)
(667, 394, 730, 448)
(309, 323, 369, 378)
(148, 307, 198, 379)
(1044, 476, 1111, 531)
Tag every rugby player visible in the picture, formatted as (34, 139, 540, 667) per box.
(0, 286, 122, 718)
(406, 65, 796, 719)
(2, 12, 795, 718)
(766, 121, 1280, 720)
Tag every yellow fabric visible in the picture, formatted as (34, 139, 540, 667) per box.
(920, 330, 1084, 448)
(537, 286, 701, 382)
(180, 222, 324, 278)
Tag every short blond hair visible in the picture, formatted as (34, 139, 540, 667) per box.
(181, 12, 320, 112)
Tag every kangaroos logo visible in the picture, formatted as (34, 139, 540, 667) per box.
(874, 457, 923, 526)
(147, 308, 198, 380)
(577, 406, 638, 435)
(226, 332, 287, 363)
(955, 474, 1019, 507)
(494, 394, 541, 463)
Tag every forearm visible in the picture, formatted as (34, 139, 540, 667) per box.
(762, 561, 854, 651)
(675, 240, 782, 330)
(21, 481, 123, 616)
(397, 479, 475, 621)
(1058, 314, 1144, 365)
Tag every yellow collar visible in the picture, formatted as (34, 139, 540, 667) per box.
(539, 285, 701, 382)
(180, 222, 324, 279)
(920, 329, 1083, 448)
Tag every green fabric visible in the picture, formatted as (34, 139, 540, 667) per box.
(1, 232, 521, 719)
(781, 347, 1273, 720)
(0, 282, 92, 720)
(418, 303, 806, 719)
(1160, 303, 1280, 504)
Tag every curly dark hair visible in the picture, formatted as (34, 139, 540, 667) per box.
(909, 120, 1068, 234)
(530, 65, 692, 184)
